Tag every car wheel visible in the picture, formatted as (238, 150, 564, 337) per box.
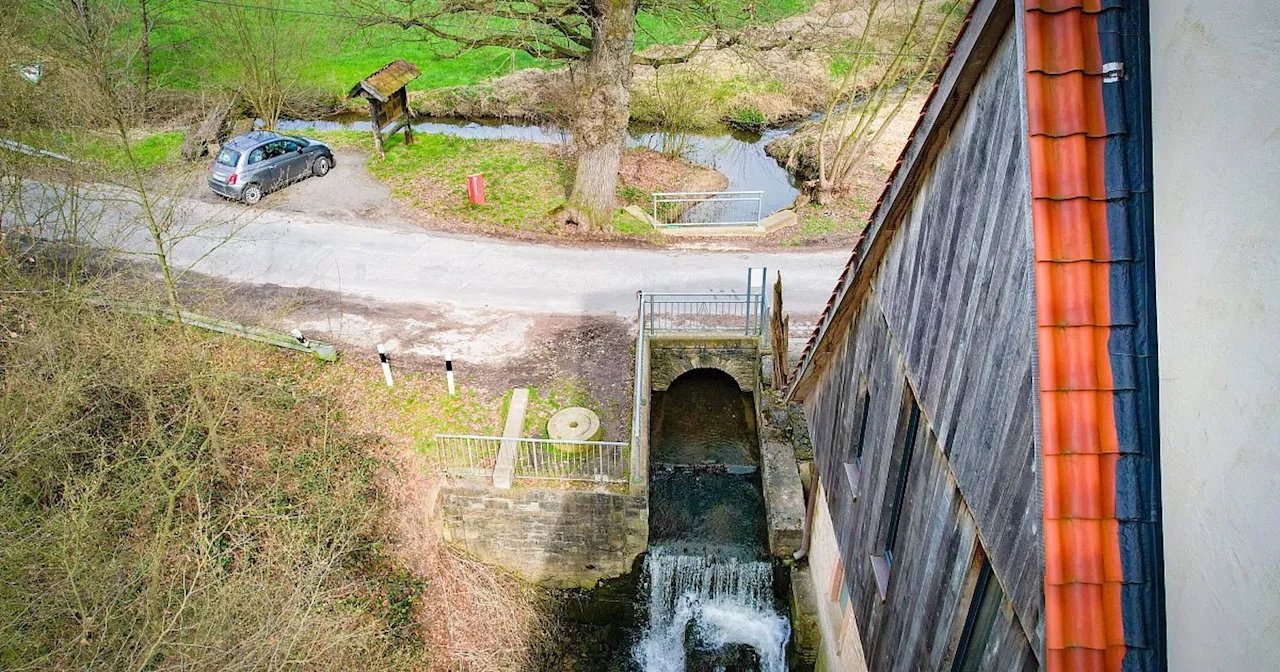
(241, 184, 263, 205)
(312, 156, 331, 177)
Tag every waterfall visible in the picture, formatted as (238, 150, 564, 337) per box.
(633, 546, 790, 672)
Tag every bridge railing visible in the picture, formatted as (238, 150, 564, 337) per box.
(434, 434, 630, 484)
(651, 190, 764, 228)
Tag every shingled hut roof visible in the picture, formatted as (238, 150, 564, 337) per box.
(347, 60, 420, 103)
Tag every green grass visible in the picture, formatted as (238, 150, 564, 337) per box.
(304, 128, 674, 237)
(1, 130, 185, 172)
(144, 0, 813, 97)
(784, 201, 869, 245)
(520, 378, 599, 440)
(634, 0, 814, 47)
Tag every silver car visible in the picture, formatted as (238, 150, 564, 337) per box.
(207, 131, 335, 204)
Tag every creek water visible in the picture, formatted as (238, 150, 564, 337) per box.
(275, 116, 802, 220)
(636, 369, 791, 671)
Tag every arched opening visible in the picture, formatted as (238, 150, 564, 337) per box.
(650, 368, 758, 467)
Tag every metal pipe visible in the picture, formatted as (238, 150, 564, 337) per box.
(794, 470, 819, 561)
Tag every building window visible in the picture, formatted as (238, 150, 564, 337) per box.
(854, 384, 871, 466)
(842, 378, 871, 498)
(883, 389, 920, 567)
(953, 559, 1004, 671)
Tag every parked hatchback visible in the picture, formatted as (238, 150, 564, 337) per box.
(208, 131, 334, 205)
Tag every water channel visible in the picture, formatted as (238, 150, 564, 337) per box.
(276, 115, 803, 220)
(637, 368, 790, 671)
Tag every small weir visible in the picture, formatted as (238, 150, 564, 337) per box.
(635, 369, 790, 671)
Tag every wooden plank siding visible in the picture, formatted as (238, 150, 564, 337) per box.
(802, 28, 1043, 669)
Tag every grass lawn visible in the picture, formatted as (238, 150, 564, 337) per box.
(146, 0, 813, 97)
(1, 130, 186, 173)
(784, 199, 870, 246)
(304, 129, 679, 238)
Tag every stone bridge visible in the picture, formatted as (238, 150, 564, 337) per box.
(647, 334, 761, 392)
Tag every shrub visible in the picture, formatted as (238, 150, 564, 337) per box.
(726, 105, 767, 133)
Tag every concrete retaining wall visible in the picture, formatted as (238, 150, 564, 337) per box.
(441, 478, 648, 589)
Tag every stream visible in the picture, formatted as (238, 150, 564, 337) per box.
(276, 115, 804, 220)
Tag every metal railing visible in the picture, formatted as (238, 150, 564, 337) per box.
(651, 190, 764, 228)
(637, 268, 769, 337)
(434, 434, 630, 484)
(433, 434, 502, 477)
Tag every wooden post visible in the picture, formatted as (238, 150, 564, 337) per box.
(400, 87, 414, 146)
(771, 271, 790, 391)
(368, 98, 385, 159)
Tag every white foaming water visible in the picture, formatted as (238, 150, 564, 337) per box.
(633, 547, 790, 672)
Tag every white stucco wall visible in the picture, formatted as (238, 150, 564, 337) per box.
(1151, 3, 1280, 669)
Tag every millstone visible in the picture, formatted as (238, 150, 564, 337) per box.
(547, 407, 600, 442)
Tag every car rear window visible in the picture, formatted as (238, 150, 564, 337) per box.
(215, 148, 240, 167)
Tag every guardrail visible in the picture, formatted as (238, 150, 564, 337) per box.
(639, 290, 768, 336)
(434, 434, 630, 484)
(651, 190, 764, 228)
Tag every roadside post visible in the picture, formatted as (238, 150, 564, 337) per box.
(377, 343, 394, 387)
(466, 173, 485, 205)
(445, 351, 456, 395)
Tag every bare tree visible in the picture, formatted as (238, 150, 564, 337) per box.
(34, 0, 245, 322)
(357, 0, 743, 231)
(136, 0, 176, 115)
(811, 0, 964, 203)
(199, 0, 307, 130)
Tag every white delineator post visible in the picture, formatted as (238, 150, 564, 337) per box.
(445, 350, 456, 395)
(377, 343, 393, 387)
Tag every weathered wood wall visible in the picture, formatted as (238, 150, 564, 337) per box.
(803, 28, 1042, 669)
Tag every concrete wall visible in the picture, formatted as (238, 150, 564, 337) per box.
(440, 479, 648, 589)
(1151, 4, 1280, 668)
(648, 334, 759, 392)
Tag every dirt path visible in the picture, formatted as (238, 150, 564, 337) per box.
(187, 148, 413, 224)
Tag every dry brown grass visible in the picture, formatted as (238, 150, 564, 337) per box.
(0, 262, 550, 671)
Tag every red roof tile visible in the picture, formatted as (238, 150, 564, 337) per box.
(1025, 1, 1126, 669)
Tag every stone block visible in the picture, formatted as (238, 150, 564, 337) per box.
(440, 483, 648, 589)
(623, 205, 659, 228)
(494, 388, 529, 489)
(761, 439, 806, 558)
(759, 208, 800, 233)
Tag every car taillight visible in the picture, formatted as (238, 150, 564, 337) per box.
(227, 173, 238, 185)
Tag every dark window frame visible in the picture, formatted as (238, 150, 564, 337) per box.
(842, 375, 872, 498)
(952, 557, 1004, 672)
(883, 387, 920, 567)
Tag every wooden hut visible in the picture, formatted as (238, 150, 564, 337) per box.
(348, 60, 419, 157)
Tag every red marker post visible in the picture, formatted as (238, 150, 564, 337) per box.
(466, 173, 485, 205)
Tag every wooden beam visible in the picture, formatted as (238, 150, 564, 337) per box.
(401, 87, 415, 146)
(368, 98, 385, 159)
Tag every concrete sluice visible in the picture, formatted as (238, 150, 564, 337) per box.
(633, 368, 791, 671)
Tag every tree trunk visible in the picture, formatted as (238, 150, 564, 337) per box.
(140, 0, 151, 116)
(564, 0, 638, 231)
